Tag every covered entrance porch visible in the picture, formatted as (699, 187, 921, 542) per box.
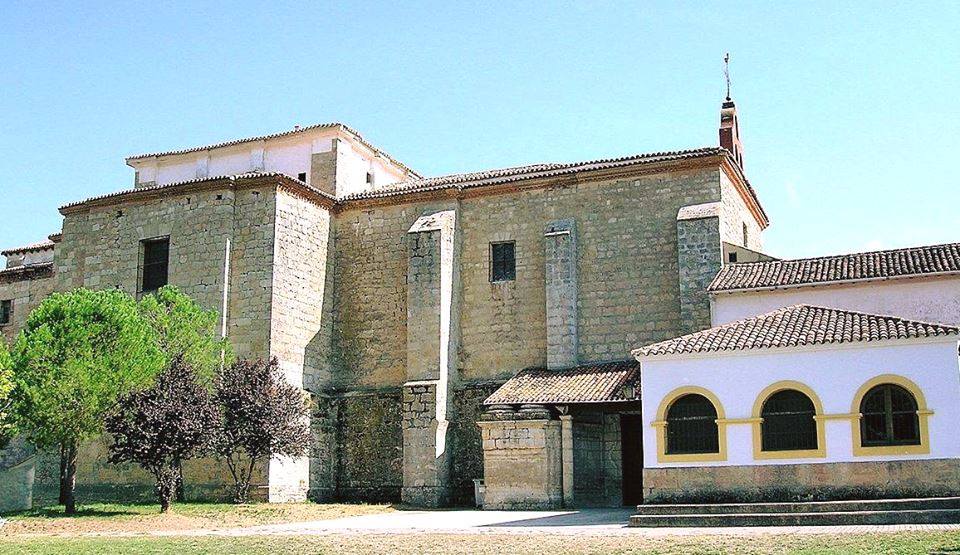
(477, 361, 643, 509)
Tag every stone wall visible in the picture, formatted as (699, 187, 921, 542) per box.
(0, 271, 55, 345)
(308, 389, 403, 503)
(0, 437, 36, 512)
(676, 215, 723, 334)
(480, 416, 563, 510)
(643, 459, 960, 503)
(36, 182, 282, 501)
(449, 382, 502, 505)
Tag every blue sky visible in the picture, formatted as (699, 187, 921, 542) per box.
(1, 1, 957, 259)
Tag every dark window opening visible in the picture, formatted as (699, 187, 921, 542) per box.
(297, 172, 307, 182)
(666, 394, 719, 454)
(366, 171, 375, 185)
(490, 241, 516, 282)
(0, 300, 11, 325)
(140, 237, 170, 295)
(760, 389, 818, 451)
(860, 384, 921, 446)
(728, 252, 738, 263)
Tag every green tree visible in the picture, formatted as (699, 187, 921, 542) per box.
(139, 285, 232, 500)
(138, 285, 233, 383)
(0, 340, 13, 448)
(11, 288, 164, 514)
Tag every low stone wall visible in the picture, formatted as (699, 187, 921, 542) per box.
(480, 410, 562, 510)
(0, 437, 36, 512)
(643, 459, 960, 503)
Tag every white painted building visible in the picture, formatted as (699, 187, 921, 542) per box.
(633, 304, 960, 502)
(709, 243, 960, 326)
(125, 122, 419, 199)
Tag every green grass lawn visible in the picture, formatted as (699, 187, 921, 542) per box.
(4, 530, 960, 554)
(1, 501, 392, 535)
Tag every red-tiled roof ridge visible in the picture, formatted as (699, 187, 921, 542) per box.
(1, 239, 56, 256)
(483, 360, 641, 405)
(709, 242, 960, 292)
(125, 122, 421, 178)
(633, 304, 960, 358)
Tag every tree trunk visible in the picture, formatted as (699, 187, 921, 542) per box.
(175, 460, 185, 502)
(63, 440, 78, 515)
(58, 444, 68, 505)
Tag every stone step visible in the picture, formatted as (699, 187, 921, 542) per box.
(636, 496, 960, 515)
(629, 508, 960, 527)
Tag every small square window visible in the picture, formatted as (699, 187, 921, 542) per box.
(490, 241, 516, 282)
(0, 300, 11, 325)
(140, 237, 170, 295)
(728, 252, 738, 263)
(297, 172, 307, 182)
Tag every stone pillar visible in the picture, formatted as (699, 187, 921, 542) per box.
(676, 203, 723, 335)
(310, 138, 339, 197)
(479, 405, 563, 510)
(560, 414, 574, 507)
(544, 219, 578, 369)
(402, 209, 460, 506)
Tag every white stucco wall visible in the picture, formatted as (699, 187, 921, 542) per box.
(712, 276, 960, 326)
(129, 129, 409, 197)
(639, 339, 960, 470)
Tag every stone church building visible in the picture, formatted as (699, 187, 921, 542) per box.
(3, 95, 956, 511)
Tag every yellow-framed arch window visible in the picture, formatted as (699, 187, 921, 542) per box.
(653, 386, 727, 463)
(852, 374, 931, 456)
(751, 381, 826, 460)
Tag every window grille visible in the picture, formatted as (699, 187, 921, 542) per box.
(490, 241, 516, 282)
(666, 394, 719, 454)
(140, 237, 170, 295)
(760, 389, 818, 451)
(860, 384, 920, 446)
(0, 300, 11, 325)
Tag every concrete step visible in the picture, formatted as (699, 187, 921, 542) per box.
(635, 496, 960, 515)
(629, 508, 960, 528)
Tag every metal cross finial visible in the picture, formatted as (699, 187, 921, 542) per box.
(724, 52, 731, 101)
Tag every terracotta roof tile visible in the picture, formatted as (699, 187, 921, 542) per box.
(710, 242, 960, 292)
(1, 239, 55, 256)
(125, 122, 420, 178)
(0, 262, 55, 284)
(484, 361, 640, 405)
(341, 147, 726, 201)
(633, 305, 959, 357)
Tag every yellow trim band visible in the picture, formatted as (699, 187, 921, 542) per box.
(654, 386, 727, 463)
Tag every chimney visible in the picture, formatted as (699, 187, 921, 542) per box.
(719, 99, 744, 169)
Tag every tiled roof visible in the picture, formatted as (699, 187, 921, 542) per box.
(633, 305, 960, 358)
(710, 242, 960, 292)
(0, 262, 55, 284)
(124, 122, 421, 178)
(341, 147, 727, 201)
(1, 239, 55, 256)
(59, 171, 335, 212)
(484, 361, 640, 405)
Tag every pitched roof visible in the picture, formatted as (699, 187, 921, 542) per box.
(484, 361, 640, 405)
(59, 171, 335, 213)
(710, 242, 960, 293)
(125, 122, 420, 178)
(0, 262, 55, 284)
(341, 147, 727, 201)
(633, 305, 960, 358)
(1, 239, 55, 256)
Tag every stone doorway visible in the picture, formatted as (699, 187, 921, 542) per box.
(620, 414, 644, 506)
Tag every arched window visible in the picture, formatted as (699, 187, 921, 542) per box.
(666, 394, 719, 454)
(760, 389, 818, 451)
(860, 384, 921, 447)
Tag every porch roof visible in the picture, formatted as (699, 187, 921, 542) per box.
(484, 361, 641, 405)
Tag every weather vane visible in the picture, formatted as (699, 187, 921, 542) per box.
(724, 52, 731, 101)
